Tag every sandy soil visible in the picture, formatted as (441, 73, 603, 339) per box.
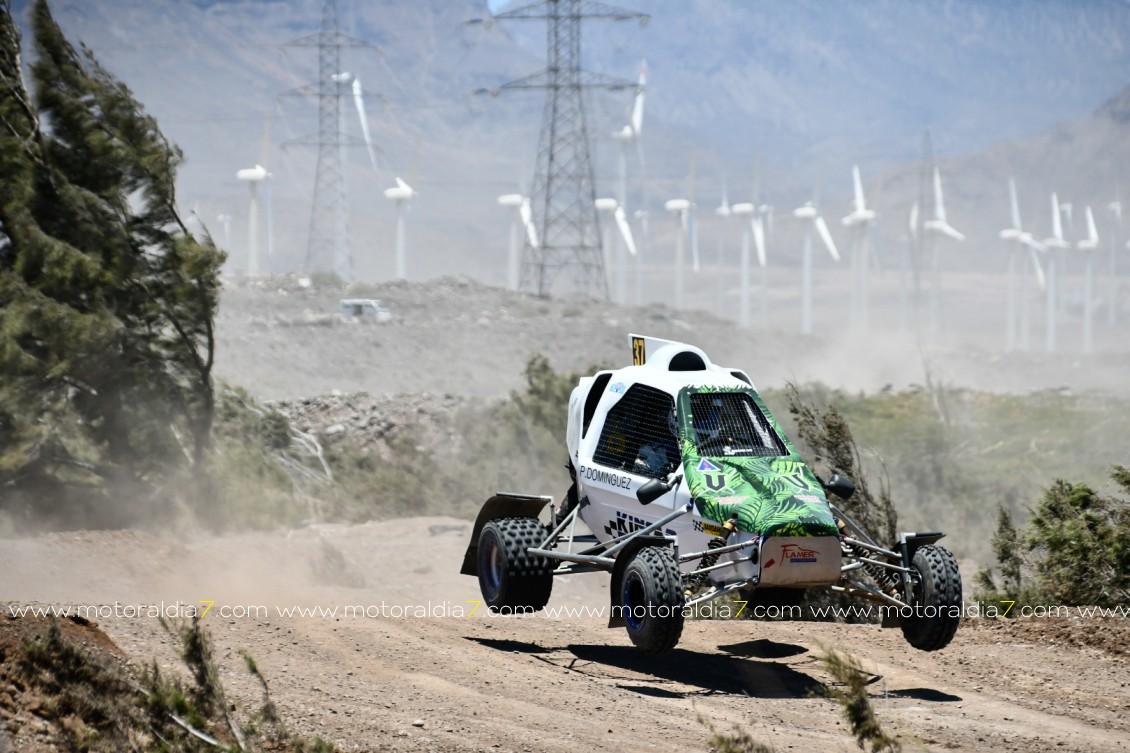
(5, 276, 1128, 751)
(3, 518, 1128, 752)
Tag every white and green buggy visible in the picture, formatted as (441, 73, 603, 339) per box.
(461, 335, 962, 654)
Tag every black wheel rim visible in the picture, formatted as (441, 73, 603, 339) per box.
(622, 571, 646, 632)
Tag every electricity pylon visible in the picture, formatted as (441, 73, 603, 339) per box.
(282, 0, 376, 281)
(485, 0, 648, 297)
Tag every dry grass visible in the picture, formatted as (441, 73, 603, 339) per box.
(817, 646, 901, 753)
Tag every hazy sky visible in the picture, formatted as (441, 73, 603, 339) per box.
(14, 0, 1130, 290)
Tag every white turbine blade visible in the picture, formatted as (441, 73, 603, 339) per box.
(1027, 246, 1046, 290)
(815, 215, 839, 261)
(933, 167, 946, 222)
(1051, 192, 1063, 241)
(630, 58, 646, 136)
(752, 215, 766, 268)
(940, 223, 966, 242)
(1085, 205, 1098, 244)
(852, 164, 865, 213)
(520, 197, 539, 248)
(689, 209, 700, 272)
(1020, 235, 1046, 253)
(1008, 177, 1021, 230)
(614, 205, 637, 255)
(352, 78, 379, 171)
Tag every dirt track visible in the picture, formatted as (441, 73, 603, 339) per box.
(3, 518, 1128, 752)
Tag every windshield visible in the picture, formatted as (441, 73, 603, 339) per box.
(687, 391, 787, 457)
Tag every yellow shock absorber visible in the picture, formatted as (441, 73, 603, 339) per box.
(685, 516, 738, 595)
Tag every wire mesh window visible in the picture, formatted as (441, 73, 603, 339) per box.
(593, 384, 678, 479)
(688, 391, 787, 457)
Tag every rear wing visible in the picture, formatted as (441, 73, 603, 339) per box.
(628, 333, 679, 366)
(628, 332, 754, 388)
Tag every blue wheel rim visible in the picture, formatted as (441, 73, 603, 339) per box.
(479, 533, 503, 600)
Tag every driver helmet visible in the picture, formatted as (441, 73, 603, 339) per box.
(696, 400, 723, 442)
(636, 443, 670, 473)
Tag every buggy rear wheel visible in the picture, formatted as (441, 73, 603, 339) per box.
(900, 544, 962, 651)
(477, 517, 553, 613)
(620, 546, 685, 654)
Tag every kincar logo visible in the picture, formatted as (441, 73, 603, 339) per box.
(603, 510, 676, 538)
(781, 543, 819, 564)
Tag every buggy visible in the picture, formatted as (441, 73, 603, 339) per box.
(461, 335, 962, 653)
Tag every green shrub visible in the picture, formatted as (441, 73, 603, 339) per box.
(977, 466, 1130, 608)
(1025, 469, 1130, 606)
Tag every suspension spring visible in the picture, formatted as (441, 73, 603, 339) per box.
(849, 541, 900, 595)
(684, 516, 738, 595)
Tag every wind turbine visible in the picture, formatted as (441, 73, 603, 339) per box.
(666, 158, 700, 310)
(612, 58, 646, 149)
(1107, 193, 1122, 328)
(595, 197, 637, 303)
(633, 207, 649, 305)
(998, 178, 1046, 352)
(665, 198, 697, 310)
(236, 164, 271, 277)
(351, 78, 380, 172)
(754, 206, 769, 327)
(1041, 192, 1070, 352)
(921, 166, 965, 336)
(904, 200, 919, 328)
(1060, 202, 1074, 232)
(750, 154, 771, 329)
(1077, 206, 1100, 354)
(382, 133, 421, 281)
(383, 177, 416, 280)
(612, 59, 646, 305)
(714, 183, 732, 317)
(731, 202, 764, 330)
(731, 158, 770, 330)
(1056, 200, 1075, 315)
(498, 193, 538, 290)
(732, 202, 753, 328)
(216, 212, 232, 251)
(841, 165, 878, 332)
(793, 198, 840, 335)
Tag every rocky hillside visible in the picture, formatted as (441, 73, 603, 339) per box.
(215, 276, 1130, 401)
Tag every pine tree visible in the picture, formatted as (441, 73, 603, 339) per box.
(0, 0, 224, 525)
(990, 504, 1022, 595)
(1025, 474, 1130, 607)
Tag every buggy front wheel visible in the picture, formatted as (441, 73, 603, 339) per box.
(900, 544, 962, 651)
